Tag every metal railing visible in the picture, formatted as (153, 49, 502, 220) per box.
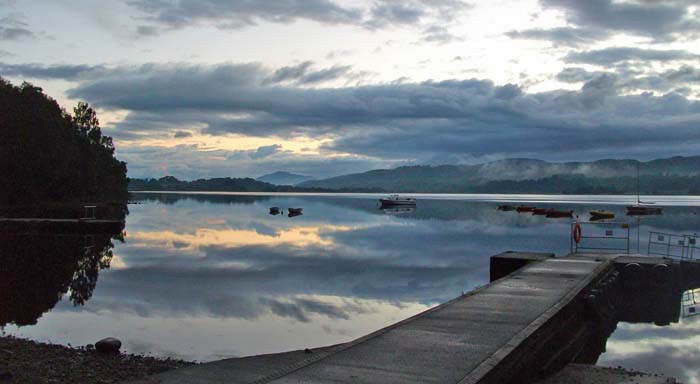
(647, 231, 699, 260)
(571, 221, 630, 254)
(682, 289, 700, 318)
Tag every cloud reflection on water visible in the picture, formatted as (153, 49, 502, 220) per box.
(7, 193, 700, 380)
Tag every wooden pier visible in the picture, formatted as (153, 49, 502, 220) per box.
(127, 250, 695, 384)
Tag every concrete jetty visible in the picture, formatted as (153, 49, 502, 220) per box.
(131, 251, 667, 384)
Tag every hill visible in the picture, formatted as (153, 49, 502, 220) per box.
(127, 176, 381, 193)
(256, 171, 315, 185)
(299, 156, 700, 194)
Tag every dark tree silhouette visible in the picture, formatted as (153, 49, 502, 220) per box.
(0, 78, 128, 205)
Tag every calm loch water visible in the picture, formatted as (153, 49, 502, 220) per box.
(3, 193, 700, 382)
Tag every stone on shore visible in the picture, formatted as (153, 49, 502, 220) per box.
(95, 337, 122, 354)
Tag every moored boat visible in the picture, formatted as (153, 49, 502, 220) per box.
(626, 205, 662, 215)
(497, 204, 516, 211)
(269, 207, 281, 215)
(379, 195, 416, 206)
(287, 207, 303, 217)
(546, 210, 573, 218)
(590, 210, 615, 219)
(532, 208, 552, 215)
(516, 205, 536, 213)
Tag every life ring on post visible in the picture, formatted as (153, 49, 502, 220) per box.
(573, 223, 582, 243)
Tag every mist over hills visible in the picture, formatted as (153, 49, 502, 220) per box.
(298, 156, 700, 194)
(128, 156, 700, 195)
(256, 171, 315, 186)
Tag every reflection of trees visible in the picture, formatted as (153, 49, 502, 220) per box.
(0, 228, 124, 326)
(131, 192, 272, 206)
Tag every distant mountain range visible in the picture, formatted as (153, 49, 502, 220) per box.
(256, 171, 315, 186)
(298, 156, 700, 194)
(129, 156, 700, 195)
(127, 176, 380, 193)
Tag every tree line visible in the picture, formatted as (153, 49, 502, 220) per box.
(0, 78, 128, 205)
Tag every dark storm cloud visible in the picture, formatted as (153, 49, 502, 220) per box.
(540, 0, 700, 41)
(565, 47, 700, 65)
(505, 27, 609, 47)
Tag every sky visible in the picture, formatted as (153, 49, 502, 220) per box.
(1, 0, 699, 179)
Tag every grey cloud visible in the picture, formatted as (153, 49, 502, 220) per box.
(127, 0, 469, 39)
(505, 27, 609, 47)
(0, 15, 35, 41)
(556, 67, 609, 83)
(557, 65, 700, 94)
(565, 47, 700, 65)
(128, 0, 363, 34)
(365, 2, 425, 29)
(173, 130, 192, 138)
(420, 25, 461, 44)
(541, 0, 700, 41)
(249, 144, 282, 159)
(0, 62, 107, 80)
(264, 61, 355, 86)
(7, 61, 700, 176)
(55, 62, 700, 164)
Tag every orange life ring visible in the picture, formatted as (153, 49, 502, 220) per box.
(573, 224, 582, 243)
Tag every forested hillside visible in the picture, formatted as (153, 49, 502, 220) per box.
(0, 79, 128, 205)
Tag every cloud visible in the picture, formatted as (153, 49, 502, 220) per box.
(540, 0, 700, 41)
(0, 62, 106, 80)
(0, 14, 35, 41)
(420, 25, 462, 45)
(365, 1, 425, 29)
(565, 47, 700, 65)
(506, 27, 609, 47)
(557, 65, 700, 95)
(127, 0, 470, 41)
(127, 0, 364, 34)
(4, 60, 700, 177)
(249, 144, 282, 159)
(264, 61, 357, 86)
(173, 130, 192, 138)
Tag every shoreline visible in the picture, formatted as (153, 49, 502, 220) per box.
(0, 335, 194, 384)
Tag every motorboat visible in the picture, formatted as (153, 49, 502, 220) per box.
(590, 210, 615, 219)
(379, 195, 416, 206)
(516, 205, 536, 213)
(546, 210, 573, 218)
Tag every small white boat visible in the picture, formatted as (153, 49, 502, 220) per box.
(379, 195, 416, 206)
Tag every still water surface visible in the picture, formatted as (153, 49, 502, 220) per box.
(3, 193, 700, 382)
